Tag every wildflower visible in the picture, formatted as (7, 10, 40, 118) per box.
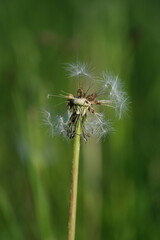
(44, 62, 128, 141)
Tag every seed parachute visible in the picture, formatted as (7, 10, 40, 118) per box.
(43, 62, 129, 141)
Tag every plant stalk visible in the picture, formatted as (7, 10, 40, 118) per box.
(68, 123, 81, 240)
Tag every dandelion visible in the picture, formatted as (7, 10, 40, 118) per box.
(43, 62, 128, 240)
(44, 63, 128, 141)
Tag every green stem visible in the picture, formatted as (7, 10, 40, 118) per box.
(68, 123, 81, 240)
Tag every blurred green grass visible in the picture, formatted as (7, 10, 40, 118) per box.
(0, 0, 160, 239)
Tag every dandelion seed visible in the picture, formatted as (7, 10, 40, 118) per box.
(102, 72, 129, 119)
(66, 62, 92, 78)
(44, 63, 129, 141)
(42, 110, 54, 136)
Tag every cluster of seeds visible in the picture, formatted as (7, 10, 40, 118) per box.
(43, 62, 129, 141)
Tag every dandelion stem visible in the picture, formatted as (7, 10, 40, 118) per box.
(68, 122, 81, 240)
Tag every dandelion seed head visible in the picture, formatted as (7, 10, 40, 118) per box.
(43, 62, 129, 141)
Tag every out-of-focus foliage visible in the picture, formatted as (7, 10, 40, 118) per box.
(0, 0, 160, 239)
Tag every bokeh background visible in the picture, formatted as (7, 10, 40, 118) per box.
(0, 0, 160, 239)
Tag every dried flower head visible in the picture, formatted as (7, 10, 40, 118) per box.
(43, 62, 129, 141)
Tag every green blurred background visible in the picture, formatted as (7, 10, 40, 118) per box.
(0, 0, 160, 239)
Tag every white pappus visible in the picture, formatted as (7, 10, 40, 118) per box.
(43, 62, 129, 141)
